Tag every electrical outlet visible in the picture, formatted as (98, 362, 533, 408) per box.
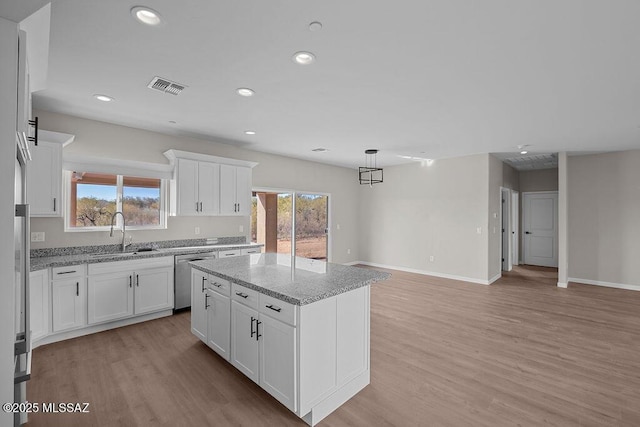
(477, 227, 482, 234)
(239, 225, 244, 232)
(194, 227, 200, 235)
(31, 232, 45, 242)
(429, 255, 434, 262)
(347, 248, 351, 255)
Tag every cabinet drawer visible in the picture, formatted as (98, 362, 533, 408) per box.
(52, 264, 86, 279)
(218, 249, 241, 258)
(231, 283, 258, 309)
(88, 255, 173, 275)
(241, 247, 262, 255)
(258, 293, 296, 326)
(207, 275, 230, 297)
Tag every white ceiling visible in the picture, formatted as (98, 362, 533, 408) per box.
(24, 0, 640, 169)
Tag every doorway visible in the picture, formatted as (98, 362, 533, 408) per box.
(252, 190, 329, 261)
(522, 191, 558, 267)
(501, 187, 511, 271)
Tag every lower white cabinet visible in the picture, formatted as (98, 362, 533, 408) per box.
(230, 285, 297, 412)
(29, 269, 49, 343)
(192, 269, 231, 360)
(51, 265, 86, 332)
(88, 256, 174, 325)
(191, 271, 370, 425)
(206, 288, 230, 360)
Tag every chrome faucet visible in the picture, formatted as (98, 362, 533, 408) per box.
(110, 211, 130, 253)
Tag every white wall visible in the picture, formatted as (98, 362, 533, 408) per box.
(488, 155, 519, 280)
(30, 111, 361, 264)
(568, 151, 640, 287)
(0, 16, 18, 426)
(358, 154, 491, 283)
(519, 168, 558, 192)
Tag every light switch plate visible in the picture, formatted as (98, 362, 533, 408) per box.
(31, 232, 45, 242)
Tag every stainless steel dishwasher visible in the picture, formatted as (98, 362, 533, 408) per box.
(174, 252, 217, 310)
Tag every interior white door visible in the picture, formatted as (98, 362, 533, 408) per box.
(523, 192, 558, 267)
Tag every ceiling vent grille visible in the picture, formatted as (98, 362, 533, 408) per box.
(147, 76, 186, 96)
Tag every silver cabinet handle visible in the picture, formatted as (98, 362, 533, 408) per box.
(205, 293, 210, 309)
(250, 316, 256, 337)
(56, 270, 77, 275)
(201, 276, 206, 292)
(256, 320, 262, 341)
(212, 282, 222, 288)
(235, 292, 249, 299)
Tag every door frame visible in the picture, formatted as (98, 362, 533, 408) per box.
(252, 187, 332, 262)
(511, 191, 519, 266)
(522, 191, 559, 267)
(500, 187, 512, 272)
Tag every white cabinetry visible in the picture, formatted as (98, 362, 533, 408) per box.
(29, 269, 49, 344)
(51, 265, 86, 332)
(219, 164, 251, 216)
(231, 284, 296, 411)
(88, 256, 173, 325)
(191, 269, 231, 360)
(26, 130, 74, 217)
(174, 158, 219, 215)
(191, 269, 207, 341)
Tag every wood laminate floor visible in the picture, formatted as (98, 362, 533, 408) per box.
(27, 266, 640, 426)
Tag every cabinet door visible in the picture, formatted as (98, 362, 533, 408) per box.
(134, 267, 174, 315)
(27, 140, 62, 217)
(231, 301, 259, 383)
(259, 315, 297, 412)
(176, 158, 199, 215)
(87, 271, 134, 324)
(198, 161, 220, 215)
(29, 269, 49, 342)
(235, 167, 252, 216)
(206, 290, 230, 360)
(191, 269, 207, 341)
(219, 164, 237, 215)
(52, 279, 86, 332)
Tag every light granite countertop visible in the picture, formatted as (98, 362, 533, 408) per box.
(31, 243, 263, 271)
(191, 253, 391, 305)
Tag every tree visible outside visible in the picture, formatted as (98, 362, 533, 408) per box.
(252, 193, 327, 259)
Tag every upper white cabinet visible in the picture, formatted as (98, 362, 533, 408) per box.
(174, 158, 220, 216)
(26, 130, 74, 217)
(219, 165, 252, 216)
(164, 150, 257, 217)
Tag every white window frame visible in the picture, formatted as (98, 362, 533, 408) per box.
(63, 170, 168, 232)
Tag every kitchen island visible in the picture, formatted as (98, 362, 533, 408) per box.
(190, 254, 390, 426)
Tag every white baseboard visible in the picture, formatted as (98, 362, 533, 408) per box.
(346, 261, 495, 285)
(557, 282, 568, 288)
(568, 277, 640, 292)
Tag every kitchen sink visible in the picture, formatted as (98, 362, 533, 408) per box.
(87, 250, 157, 259)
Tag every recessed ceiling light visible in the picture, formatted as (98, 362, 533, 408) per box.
(520, 150, 528, 155)
(293, 51, 315, 65)
(244, 130, 256, 135)
(236, 88, 255, 97)
(309, 21, 323, 32)
(131, 6, 163, 26)
(93, 94, 114, 102)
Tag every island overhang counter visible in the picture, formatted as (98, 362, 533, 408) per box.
(190, 253, 390, 426)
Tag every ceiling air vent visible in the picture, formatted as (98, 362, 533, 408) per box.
(147, 76, 186, 96)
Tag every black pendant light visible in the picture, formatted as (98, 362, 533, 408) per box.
(359, 149, 383, 186)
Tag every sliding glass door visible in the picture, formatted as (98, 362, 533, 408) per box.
(252, 191, 328, 260)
